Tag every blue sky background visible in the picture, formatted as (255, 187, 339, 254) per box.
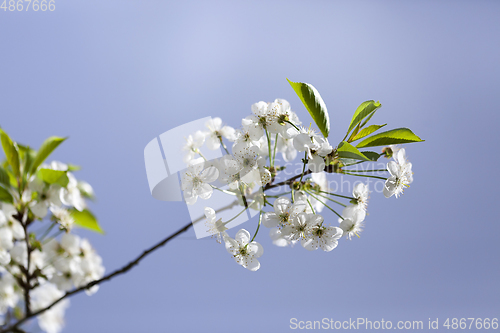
(1, 1, 499, 332)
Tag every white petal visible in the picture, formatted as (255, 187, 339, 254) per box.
(235, 229, 251, 244)
(387, 161, 399, 177)
(308, 154, 325, 173)
(273, 197, 291, 215)
(206, 135, 220, 150)
(200, 166, 219, 183)
(31, 202, 48, 219)
(248, 241, 264, 258)
(244, 258, 260, 271)
(301, 238, 318, 251)
(262, 213, 280, 228)
(196, 183, 213, 200)
(383, 178, 396, 198)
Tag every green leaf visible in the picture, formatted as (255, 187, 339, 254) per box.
(346, 101, 381, 136)
(23, 148, 36, 179)
(360, 107, 378, 128)
(361, 151, 381, 161)
(337, 141, 371, 161)
(67, 164, 81, 171)
(0, 186, 13, 204)
(356, 128, 424, 148)
(351, 124, 387, 142)
(70, 209, 104, 234)
(37, 169, 69, 187)
(0, 129, 21, 178)
(347, 123, 362, 143)
(287, 79, 330, 138)
(0, 166, 10, 188)
(30, 136, 66, 175)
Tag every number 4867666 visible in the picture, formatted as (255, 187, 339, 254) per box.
(1, 0, 56, 11)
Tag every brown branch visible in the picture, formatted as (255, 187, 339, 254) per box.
(263, 169, 312, 191)
(0, 220, 193, 333)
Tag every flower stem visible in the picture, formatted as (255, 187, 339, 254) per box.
(308, 192, 343, 220)
(307, 191, 346, 207)
(299, 152, 307, 183)
(306, 197, 316, 214)
(343, 172, 387, 180)
(272, 133, 278, 167)
(343, 169, 388, 173)
(218, 137, 230, 155)
(266, 129, 273, 167)
(250, 212, 262, 243)
(210, 185, 237, 196)
(319, 191, 355, 200)
(284, 120, 300, 131)
(224, 206, 249, 224)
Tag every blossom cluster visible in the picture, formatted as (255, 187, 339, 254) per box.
(178, 95, 418, 272)
(0, 130, 104, 333)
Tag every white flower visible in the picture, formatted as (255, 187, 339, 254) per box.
(282, 212, 321, 241)
(61, 173, 85, 211)
(28, 178, 63, 219)
(227, 144, 271, 186)
(383, 148, 413, 198)
(262, 196, 307, 228)
(265, 99, 301, 137)
(30, 249, 47, 275)
(301, 216, 343, 252)
(293, 128, 332, 173)
(181, 161, 219, 205)
(0, 273, 20, 314)
(294, 191, 313, 214)
(50, 206, 74, 231)
(32, 283, 70, 333)
(0, 204, 24, 239)
(245, 101, 273, 133)
(235, 118, 264, 148)
(182, 130, 206, 163)
(231, 144, 260, 177)
(204, 117, 236, 150)
(61, 233, 81, 256)
(51, 255, 83, 292)
(204, 207, 228, 244)
(223, 229, 263, 271)
(0, 228, 14, 266)
(352, 183, 369, 211)
(76, 239, 104, 295)
(339, 205, 366, 240)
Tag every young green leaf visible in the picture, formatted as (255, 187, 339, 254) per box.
(67, 164, 81, 171)
(350, 124, 387, 142)
(70, 209, 104, 234)
(37, 169, 69, 187)
(287, 79, 330, 138)
(360, 151, 381, 161)
(346, 101, 381, 137)
(0, 166, 10, 188)
(30, 136, 66, 175)
(0, 129, 21, 178)
(0, 186, 13, 204)
(356, 128, 424, 148)
(337, 141, 371, 161)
